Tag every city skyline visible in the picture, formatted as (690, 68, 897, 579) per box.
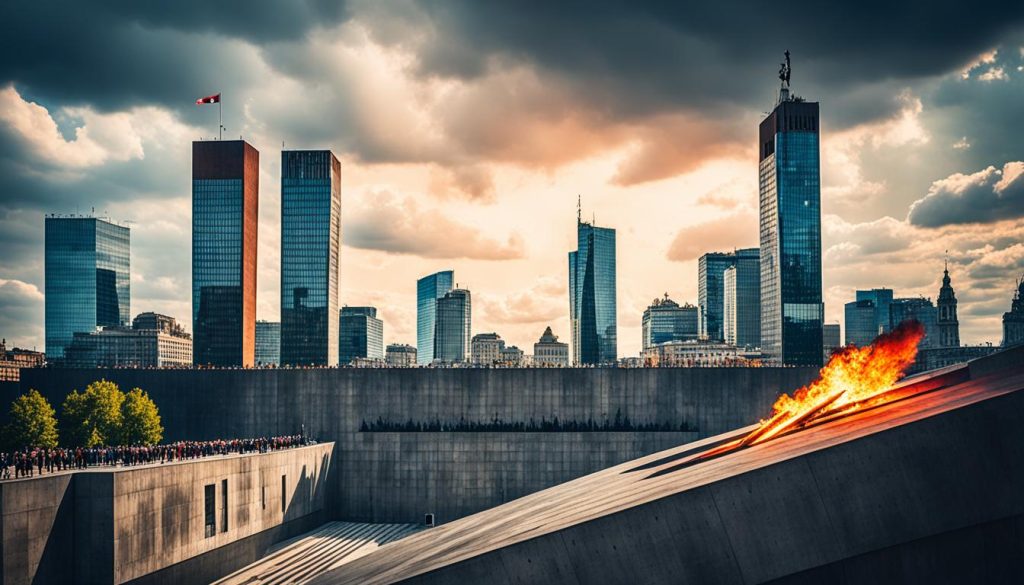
(3, 6, 1024, 356)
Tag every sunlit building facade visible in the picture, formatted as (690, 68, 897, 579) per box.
(417, 270, 454, 365)
(533, 326, 569, 367)
(758, 84, 823, 365)
(569, 220, 617, 365)
(192, 140, 259, 367)
(280, 150, 341, 366)
(45, 216, 130, 360)
(385, 343, 417, 367)
(698, 253, 734, 342)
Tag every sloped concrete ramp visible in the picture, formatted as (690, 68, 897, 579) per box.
(215, 522, 422, 585)
(311, 346, 1024, 585)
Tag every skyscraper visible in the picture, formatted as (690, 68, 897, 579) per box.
(936, 265, 960, 348)
(255, 321, 280, 366)
(857, 288, 894, 336)
(642, 294, 698, 349)
(417, 270, 454, 365)
(697, 252, 735, 341)
(822, 323, 841, 361)
(44, 216, 130, 360)
(434, 288, 471, 363)
(758, 52, 823, 365)
(280, 150, 342, 366)
(569, 216, 617, 365)
(339, 306, 384, 365)
(192, 140, 259, 367)
(726, 248, 761, 347)
(844, 299, 879, 347)
(890, 297, 938, 348)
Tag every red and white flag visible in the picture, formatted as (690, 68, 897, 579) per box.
(196, 93, 220, 105)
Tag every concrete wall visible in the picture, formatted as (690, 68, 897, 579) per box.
(0, 474, 74, 585)
(0, 444, 332, 585)
(338, 432, 697, 523)
(15, 367, 816, 522)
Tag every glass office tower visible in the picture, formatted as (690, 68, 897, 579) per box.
(434, 289, 471, 363)
(416, 270, 454, 365)
(192, 140, 259, 367)
(698, 252, 735, 341)
(255, 321, 280, 366)
(758, 68, 823, 365)
(44, 216, 130, 359)
(280, 150, 342, 366)
(642, 295, 698, 349)
(569, 219, 617, 365)
(339, 306, 384, 365)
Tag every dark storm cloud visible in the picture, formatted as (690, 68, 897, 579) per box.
(908, 162, 1024, 227)
(0, 1, 349, 113)
(366, 1, 1024, 128)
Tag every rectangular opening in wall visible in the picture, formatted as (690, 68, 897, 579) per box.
(204, 484, 215, 538)
(281, 474, 287, 514)
(221, 479, 228, 532)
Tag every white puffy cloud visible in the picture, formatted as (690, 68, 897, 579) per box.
(908, 161, 1024, 227)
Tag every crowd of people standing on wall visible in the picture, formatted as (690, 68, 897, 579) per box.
(0, 434, 310, 480)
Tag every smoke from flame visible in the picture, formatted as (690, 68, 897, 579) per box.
(741, 320, 926, 447)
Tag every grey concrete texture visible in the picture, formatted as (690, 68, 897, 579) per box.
(311, 346, 1024, 585)
(14, 367, 817, 523)
(0, 444, 332, 585)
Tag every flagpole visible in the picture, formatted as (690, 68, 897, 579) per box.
(218, 96, 223, 141)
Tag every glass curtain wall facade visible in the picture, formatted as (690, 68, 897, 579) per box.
(856, 288, 894, 337)
(255, 321, 280, 366)
(569, 221, 617, 365)
(642, 296, 698, 349)
(192, 140, 259, 367)
(416, 270, 454, 365)
(280, 150, 341, 366)
(434, 289, 471, 363)
(45, 217, 130, 359)
(844, 300, 879, 346)
(890, 298, 938, 348)
(731, 248, 762, 348)
(759, 99, 823, 365)
(698, 253, 735, 341)
(339, 306, 384, 365)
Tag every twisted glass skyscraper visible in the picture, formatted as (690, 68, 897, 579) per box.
(569, 219, 617, 365)
(417, 270, 454, 365)
(758, 74, 823, 365)
(44, 216, 130, 359)
(280, 150, 342, 366)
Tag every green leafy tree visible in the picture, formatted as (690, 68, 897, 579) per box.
(60, 390, 97, 448)
(5, 389, 59, 449)
(120, 388, 163, 446)
(60, 380, 125, 447)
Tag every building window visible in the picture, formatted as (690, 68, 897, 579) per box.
(204, 484, 215, 538)
(281, 475, 287, 514)
(221, 479, 228, 532)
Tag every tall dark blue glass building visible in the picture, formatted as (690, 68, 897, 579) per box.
(44, 216, 130, 359)
(569, 218, 616, 365)
(280, 150, 342, 366)
(417, 270, 454, 365)
(759, 59, 823, 366)
(192, 140, 259, 367)
(698, 252, 736, 341)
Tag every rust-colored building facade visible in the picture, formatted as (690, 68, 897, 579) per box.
(192, 140, 259, 367)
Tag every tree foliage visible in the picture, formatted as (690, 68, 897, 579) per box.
(120, 388, 163, 446)
(60, 380, 126, 447)
(5, 389, 59, 450)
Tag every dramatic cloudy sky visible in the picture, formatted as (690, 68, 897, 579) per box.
(2, 1, 1024, 355)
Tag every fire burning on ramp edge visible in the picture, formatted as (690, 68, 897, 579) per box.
(696, 320, 926, 461)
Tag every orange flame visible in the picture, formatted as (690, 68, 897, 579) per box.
(741, 320, 925, 447)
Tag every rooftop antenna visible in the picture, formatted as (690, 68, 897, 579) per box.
(778, 50, 792, 103)
(577, 194, 581, 224)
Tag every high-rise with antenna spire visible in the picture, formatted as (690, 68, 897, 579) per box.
(569, 204, 617, 365)
(758, 51, 824, 365)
